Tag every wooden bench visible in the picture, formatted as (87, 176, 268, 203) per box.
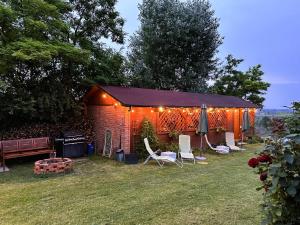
(0, 137, 54, 171)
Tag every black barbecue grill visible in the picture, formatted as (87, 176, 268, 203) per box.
(55, 131, 86, 158)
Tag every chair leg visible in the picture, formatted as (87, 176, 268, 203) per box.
(144, 155, 152, 165)
(156, 159, 163, 167)
(175, 160, 183, 168)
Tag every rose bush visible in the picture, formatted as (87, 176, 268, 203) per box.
(248, 135, 300, 225)
(248, 102, 300, 225)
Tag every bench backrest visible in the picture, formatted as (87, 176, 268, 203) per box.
(0, 137, 50, 153)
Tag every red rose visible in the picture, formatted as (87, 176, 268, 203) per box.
(260, 172, 268, 181)
(258, 155, 272, 163)
(248, 158, 259, 168)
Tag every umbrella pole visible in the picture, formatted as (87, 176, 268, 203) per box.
(241, 132, 244, 148)
(200, 135, 203, 156)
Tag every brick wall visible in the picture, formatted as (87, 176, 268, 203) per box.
(88, 105, 131, 154)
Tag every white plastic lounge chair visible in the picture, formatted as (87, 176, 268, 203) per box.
(204, 135, 229, 154)
(143, 138, 182, 167)
(179, 135, 195, 164)
(225, 132, 245, 151)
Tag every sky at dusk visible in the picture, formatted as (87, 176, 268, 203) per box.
(109, 0, 300, 109)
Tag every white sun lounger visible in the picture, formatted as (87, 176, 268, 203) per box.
(225, 132, 245, 151)
(179, 135, 195, 164)
(204, 135, 229, 154)
(144, 138, 182, 167)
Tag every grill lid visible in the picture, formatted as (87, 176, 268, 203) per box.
(58, 131, 86, 143)
(61, 131, 84, 138)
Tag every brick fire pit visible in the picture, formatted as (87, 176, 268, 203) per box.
(34, 158, 73, 175)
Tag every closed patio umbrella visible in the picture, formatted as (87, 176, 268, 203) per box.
(196, 104, 208, 160)
(241, 109, 250, 146)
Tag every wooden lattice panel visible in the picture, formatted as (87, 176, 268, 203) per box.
(208, 109, 227, 129)
(158, 109, 200, 133)
(158, 109, 186, 133)
(185, 111, 200, 131)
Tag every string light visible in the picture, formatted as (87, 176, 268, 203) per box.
(129, 106, 134, 112)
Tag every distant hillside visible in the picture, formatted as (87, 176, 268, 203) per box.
(256, 108, 293, 117)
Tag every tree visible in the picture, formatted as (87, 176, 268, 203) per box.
(212, 55, 270, 107)
(66, 0, 126, 95)
(0, 0, 125, 128)
(285, 102, 300, 134)
(127, 0, 222, 92)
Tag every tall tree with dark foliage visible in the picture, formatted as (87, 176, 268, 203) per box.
(128, 0, 222, 92)
(212, 55, 270, 107)
(0, 0, 125, 127)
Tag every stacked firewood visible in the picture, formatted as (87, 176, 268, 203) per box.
(0, 118, 96, 143)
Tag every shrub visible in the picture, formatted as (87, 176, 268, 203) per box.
(248, 135, 300, 225)
(285, 102, 300, 134)
(166, 143, 179, 152)
(168, 130, 180, 141)
(248, 102, 300, 224)
(135, 118, 159, 159)
(158, 142, 179, 153)
(259, 116, 273, 130)
(248, 135, 264, 144)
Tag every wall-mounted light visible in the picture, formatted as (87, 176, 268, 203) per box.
(129, 106, 134, 112)
(102, 94, 107, 98)
(159, 106, 164, 112)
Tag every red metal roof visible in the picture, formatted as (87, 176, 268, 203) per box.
(94, 85, 258, 108)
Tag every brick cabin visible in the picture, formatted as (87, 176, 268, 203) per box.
(84, 85, 258, 154)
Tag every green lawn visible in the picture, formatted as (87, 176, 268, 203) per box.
(0, 144, 263, 225)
